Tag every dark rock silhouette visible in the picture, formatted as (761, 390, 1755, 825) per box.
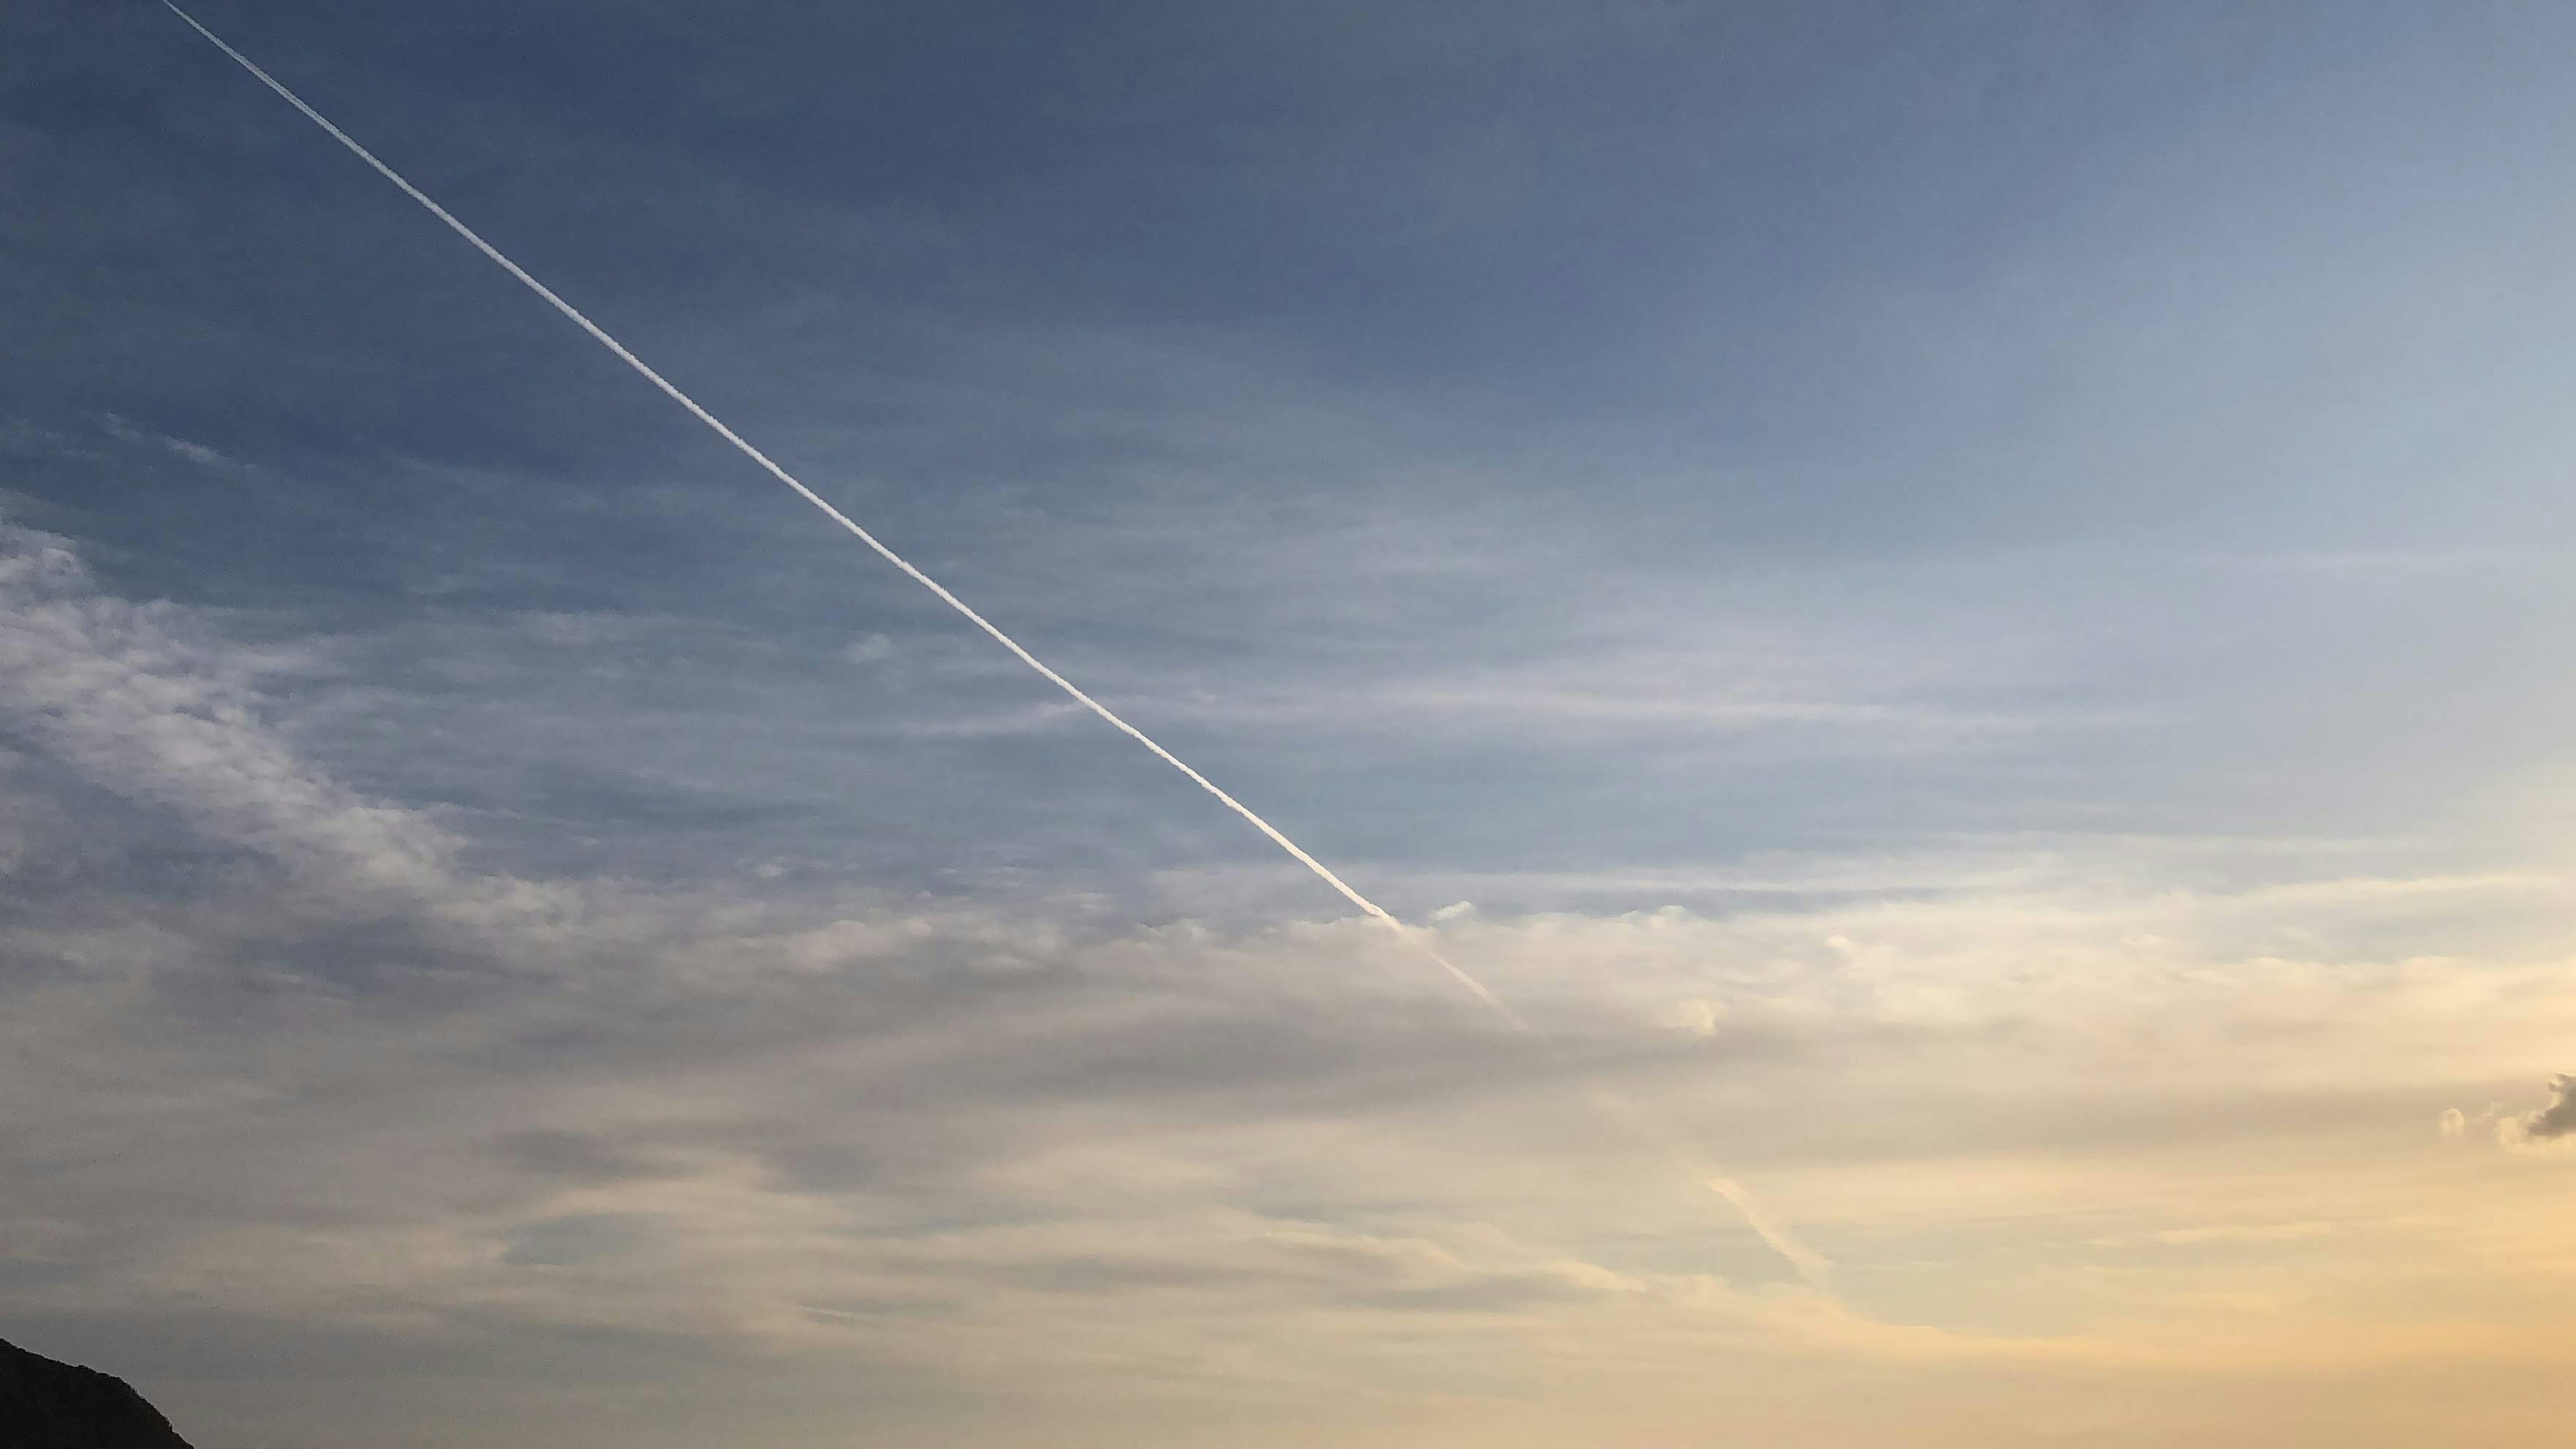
(0, 1337, 193, 1448)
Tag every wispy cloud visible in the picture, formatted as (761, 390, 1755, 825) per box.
(0, 522, 457, 902)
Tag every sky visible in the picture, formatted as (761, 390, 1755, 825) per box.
(7, 1, 2576, 1444)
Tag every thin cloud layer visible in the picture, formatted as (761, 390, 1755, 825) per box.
(5, 522, 2576, 1446)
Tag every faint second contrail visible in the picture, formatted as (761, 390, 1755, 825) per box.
(160, 0, 1830, 1283)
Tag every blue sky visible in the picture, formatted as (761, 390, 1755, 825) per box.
(9, 3, 2576, 1445)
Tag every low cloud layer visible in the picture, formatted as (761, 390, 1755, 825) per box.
(7, 519, 2576, 1447)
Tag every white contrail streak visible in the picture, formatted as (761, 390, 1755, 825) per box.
(161, 0, 1832, 1283)
(156, 0, 1509, 1017)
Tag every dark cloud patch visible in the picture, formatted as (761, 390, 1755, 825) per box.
(2511, 1075, 2576, 1142)
(486, 1130, 672, 1185)
(500, 1213, 649, 1267)
(955, 1255, 1267, 1298)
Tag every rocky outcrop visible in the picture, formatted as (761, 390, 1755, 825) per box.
(0, 1336, 194, 1448)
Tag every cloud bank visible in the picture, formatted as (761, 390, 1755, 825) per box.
(7, 518, 2576, 1447)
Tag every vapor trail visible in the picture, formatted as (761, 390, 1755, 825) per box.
(162, 0, 1829, 1283)
(157, 0, 1507, 1016)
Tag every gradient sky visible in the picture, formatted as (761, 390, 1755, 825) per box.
(9, 2, 2576, 1444)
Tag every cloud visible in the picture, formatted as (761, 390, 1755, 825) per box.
(0, 521, 460, 906)
(13, 521, 2576, 1442)
(2500, 1075, 2576, 1148)
(2146, 1222, 2339, 1246)
(97, 414, 225, 466)
(1658, 997, 1727, 1038)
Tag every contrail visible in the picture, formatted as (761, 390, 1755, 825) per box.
(154, 0, 1508, 1018)
(159, 0, 1827, 1284)
(1708, 1174, 1833, 1287)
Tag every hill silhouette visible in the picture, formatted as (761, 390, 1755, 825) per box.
(0, 1336, 193, 1448)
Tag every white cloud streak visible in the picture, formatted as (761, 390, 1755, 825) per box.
(0, 524, 455, 902)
